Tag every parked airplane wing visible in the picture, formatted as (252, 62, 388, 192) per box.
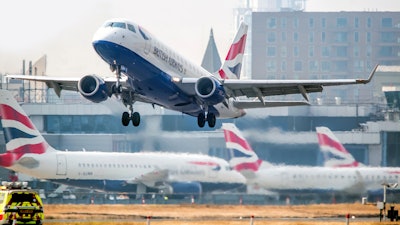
(132, 169, 169, 187)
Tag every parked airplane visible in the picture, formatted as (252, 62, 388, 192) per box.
(0, 90, 246, 196)
(316, 126, 363, 167)
(222, 123, 400, 198)
(7, 18, 378, 128)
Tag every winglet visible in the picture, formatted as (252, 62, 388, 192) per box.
(356, 64, 378, 84)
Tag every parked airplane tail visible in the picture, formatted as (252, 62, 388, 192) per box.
(222, 123, 262, 174)
(316, 126, 362, 167)
(217, 23, 248, 79)
(0, 90, 55, 167)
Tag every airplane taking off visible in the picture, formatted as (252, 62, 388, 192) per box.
(222, 123, 400, 197)
(0, 90, 245, 196)
(7, 19, 378, 128)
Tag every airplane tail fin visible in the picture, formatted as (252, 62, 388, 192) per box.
(0, 90, 55, 167)
(316, 126, 362, 167)
(217, 23, 248, 79)
(222, 123, 262, 175)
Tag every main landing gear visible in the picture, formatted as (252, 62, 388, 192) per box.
(110, 63, 141, 127)
(122, 111, 140, 127)
(197, 112, 216, 128)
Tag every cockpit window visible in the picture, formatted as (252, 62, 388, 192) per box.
(127, 24, 136, 33)
(139, 27, 150, 40)
(104, 22, 126, 29)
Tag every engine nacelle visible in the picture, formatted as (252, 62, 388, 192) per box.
(160, 182, 202, 198)
(77, 75, 109, 103)
(195, 76, 226, 105)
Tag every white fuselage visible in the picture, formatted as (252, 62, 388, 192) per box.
(8, 149, 245, 192)
(248, 165, 400, 195)
(92, 19, 245, 118)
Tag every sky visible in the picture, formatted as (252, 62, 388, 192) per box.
(0, 0, 399, 76)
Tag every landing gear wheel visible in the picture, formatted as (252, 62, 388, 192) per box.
(197, 112, 206, 128)
(122, 112, 130, 126)
(207, 113, 216, 128)
(132, 112, 141, 127)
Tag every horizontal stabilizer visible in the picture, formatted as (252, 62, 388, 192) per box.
(233, 100, 310, 109)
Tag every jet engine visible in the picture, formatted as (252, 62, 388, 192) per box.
(195, 76, 226, 105)
(160, 182, 202, 198)
(77, 75, 109, 103)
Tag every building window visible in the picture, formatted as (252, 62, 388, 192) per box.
(309, 18, 314, 28)
(366, 32, 371, 43)
(379, 46, 394, 57)
(354, 46, 359, 57)
(281, 32, 286, 41)
(334, 61, 348, 72)
(309, 46, 314, 57)
(267, 47, 276, 57)
(366, 46, 372, 57)
(294, 61, 302, 71)
(321, 18, 326, 28)
(266, 60, 277, 72)
(381, 32, 396, 43)
(281, 61, 287, 71)
(281, 18, 287, 28)
(354, 60, 364, 72)
(321, 32, 326, 42)
(367, 18, 372, 28)
(354, 32, 359, 42)
(321, 61, 330, 71)
(336, 46, 348, 57)
(267, 18, 277, 28)
(355, 17, 359, 28)
(309, 32, 314, 42)
(267, 32, 276, 42)
(337, 18, 347, 28)
(309, 61, 318, 72)
(293, 17, 299, 29)
(281, 46, 287, 57)
(382, 18, 392, 28)
(335, 32, 348, 43)
(322, 46, 330, 57)
(293, 32, 298, 42)
(293, 46, 299, 57)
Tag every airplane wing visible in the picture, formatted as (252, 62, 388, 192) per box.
(129, 169, 169, 187)
(180, 64, 378, 108)
(5, 75, 120, 97)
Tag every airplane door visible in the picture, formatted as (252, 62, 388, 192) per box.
(56, 154, 67, 176)
(144, 39, 151, 55)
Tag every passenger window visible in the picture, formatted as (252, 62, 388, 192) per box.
(128, 24, 136, 33)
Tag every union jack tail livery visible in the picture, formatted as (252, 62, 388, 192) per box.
(217, 23, 248, 79)
(222, 123, 262, 174)
(0, 90, 54, 167)
(316, 126, 362, 167)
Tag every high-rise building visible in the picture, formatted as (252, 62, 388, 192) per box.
(251, 11, 400, 103)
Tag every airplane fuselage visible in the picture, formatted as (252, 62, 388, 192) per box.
(92, 19, 244, 118)
(250, 166, 400, 195)
(9, 150, 245, 193)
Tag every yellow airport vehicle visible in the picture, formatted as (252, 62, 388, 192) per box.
(0, 182, 43, 225)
